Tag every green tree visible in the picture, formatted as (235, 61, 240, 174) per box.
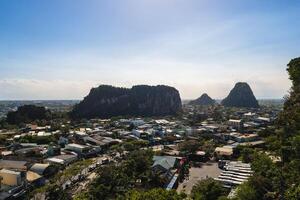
(47, 185, 70, 200)
(123, 140, 149, 151)
(285, 185, 300, 200)
(235, 146, 255, 163)
(87, 150, 158, 199)
(121, 188, 186, 200)
(234, 182, 257, 200)
(73, 192, 89, 200)
(123, 149, 154, 183)
(202, 140, 215, 157)
(90, 165, 131, 199)
(179, 140, 201, 155)
(191, 178, 226, 200)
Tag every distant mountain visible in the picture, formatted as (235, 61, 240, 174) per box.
(221, 82, 259, 108)
(189, 93, 215, 105)
(6, 105, 50, 124)
(71, 85, 182, 119)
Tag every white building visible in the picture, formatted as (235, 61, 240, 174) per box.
(228, 119, 243, 129)
(65, 143, 90, 154)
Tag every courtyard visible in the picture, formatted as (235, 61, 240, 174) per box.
(177, 161, 221, 194)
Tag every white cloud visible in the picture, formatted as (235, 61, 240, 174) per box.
(0, 79, 99, 100)
(0, 71, 291, 100)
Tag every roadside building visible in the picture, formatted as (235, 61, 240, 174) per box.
(26, 170, 44, 186)
(0, 169, 22, 186)
(243, 112, 257, 120)
(45, 154, 78, 166)
(37, 132, 51, 137)
(30, 163, 57, 177)
(0, 160, 28, 171)
(152, 156, 185, 188)
(65, 143, 91, 154)
(229, 132, 258, 143)
(132, 129, 144, 138)
(255, 117, 271, 125)
(215, 146, 234, 158)
(228, 119, 243, 130)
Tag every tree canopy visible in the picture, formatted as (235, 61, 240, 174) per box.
(121, 188, 186, 200)
(83, 149, 163, 199)
(191, 178, 227, 200)
(179, 140, 201, 155)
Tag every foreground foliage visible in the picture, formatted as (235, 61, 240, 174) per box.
(234, 57, 300, 200)
(191, 178, 227, 200)
(121, 188, 186, 200)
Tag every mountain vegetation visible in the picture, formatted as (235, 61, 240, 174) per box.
(221, 82, 259, 108)
(71, 85, 182, 119)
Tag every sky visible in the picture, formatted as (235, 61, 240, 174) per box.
(0, 0, 300, 100)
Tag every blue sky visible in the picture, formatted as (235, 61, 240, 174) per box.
(0, 0, 299, 100)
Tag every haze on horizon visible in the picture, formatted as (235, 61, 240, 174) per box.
(0, 0, 300, 100)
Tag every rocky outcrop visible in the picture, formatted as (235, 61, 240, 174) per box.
(221, 82, 259, 108)
(71, 85, 182, 118)
(189, 93, 215, 106)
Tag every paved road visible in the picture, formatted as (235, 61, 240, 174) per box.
(177, 161, 221, 195)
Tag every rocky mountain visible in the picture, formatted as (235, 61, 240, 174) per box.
(71, 85, 182, 119)
(221, 82, 259, 108)
(189, 93, 215, 105)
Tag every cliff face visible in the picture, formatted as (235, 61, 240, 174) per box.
(221, 82, 259, 108)
(71, 85, 182, 118)
(189, 93, 215, 106)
